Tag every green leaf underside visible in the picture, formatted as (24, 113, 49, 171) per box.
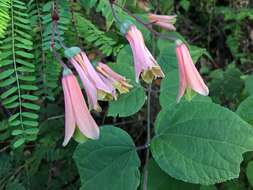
(73, 126, 140, 190)
(151, 101, 253, 185)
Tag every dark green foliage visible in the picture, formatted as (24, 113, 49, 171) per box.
(0, 0, 253, 189)
(0, 0, 11, 38)
(0, 0, 39, 148)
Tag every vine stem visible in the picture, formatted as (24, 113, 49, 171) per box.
(112, 2, 177, 42)
(109, 1, 121, 26)
(52, 50, 68, 69)
(143, 84, 152, 190)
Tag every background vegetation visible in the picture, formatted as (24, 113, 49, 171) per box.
(0, 0, 253, 189)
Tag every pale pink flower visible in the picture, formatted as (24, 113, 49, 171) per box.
(96, 62, 133, 94)
(66, 47, 116, 112)
(125, 25, 165, 83)
(176, 40, 209, 102)
(62, 68, 99, 146)
(148, 14, 177, 31)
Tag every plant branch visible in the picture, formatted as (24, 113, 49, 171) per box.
(112, 2, 177, 41)
(142, 84, 152, 190)
(109, 1, 121, 25)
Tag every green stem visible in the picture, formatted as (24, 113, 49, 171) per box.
(143, 84, 152, 190)
(11, 0, 24, 131)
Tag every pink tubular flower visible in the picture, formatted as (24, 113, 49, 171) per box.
(125, 24, 164, 83)
(96, 62, 133, 94)
(148, 14, 177, 31)
(65, 47, 116, 112)
(176, 40, 209, 102)
(62, 68, 99, 146)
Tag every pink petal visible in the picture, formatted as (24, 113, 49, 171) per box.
(80, 52, 114, 94)
(149, 14, 177, 22)
(180, 44, 209, 96)
(71, 59, 100, 111)
(155, 22, 176, 31)
(67, 75, 100, 139)
(126, 25, 162, 82)
(98, 62, 126, 82)
(176, 45, 187, 103)
(98, 73, 117, 98)
(62, 75, 76, 146)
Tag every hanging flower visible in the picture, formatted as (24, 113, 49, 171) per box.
(148, 14, 177, 31)
(176, 40, 209, 102)
(122, 22, 164, 83)
(62, 68, 99, 146)
(65, 47, 116, 112)
(95, 62, 133, 94)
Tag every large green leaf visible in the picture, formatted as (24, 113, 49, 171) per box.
(108, 86, 146, 117)
(73, 126, 141, 190)
(159, 70, 178, 107)
(108, 46, 146, 117)
(157, 40, 177, 74)
(151, 101, 253, 185)
(145, 159, 199, 190)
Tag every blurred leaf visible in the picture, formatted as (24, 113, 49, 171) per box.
(246, 161, 253, 188)
(0, 154, 11, 178)
(6, 181, 25, 190)
(151, 101, 253, 185)
(73, 126, 140, 190)
(245, 75, 253, 95)
(200, 186, 217, 190)
(220, 180, 246, 190)
(236, 96, 253, 125)
(180, 0, 190, 11)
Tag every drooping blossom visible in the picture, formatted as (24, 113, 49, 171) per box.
(125, 24, 164, 83)
(148, 14, 177, 31)
(65, 47, 116, 112)
(96, 62, 133, 94)
(62, 68, 99, 146)
(176, 40, 209, 102)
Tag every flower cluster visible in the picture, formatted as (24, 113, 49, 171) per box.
(61, 47, 132, 146)
(60, 13, 209, 146)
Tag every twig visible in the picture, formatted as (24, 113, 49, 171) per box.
(142, 84, 152, 190)
(47, 114, 64, 121)
(109, 1, 121, 25)
(0, 145, 10, 152)
(51, 0, 67, 50)
(52, 50, 68, 69)
(136, 144, 149, 151)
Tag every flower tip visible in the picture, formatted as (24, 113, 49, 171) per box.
(90, 130, 100, 140)
(120, 20, 133, 35)
(62, 67, 72, 76)
(175, 39, 183, 46)
(64, 47, 81, 59)
(62, 139, 69, 147)
(200, 87, 209, 96)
